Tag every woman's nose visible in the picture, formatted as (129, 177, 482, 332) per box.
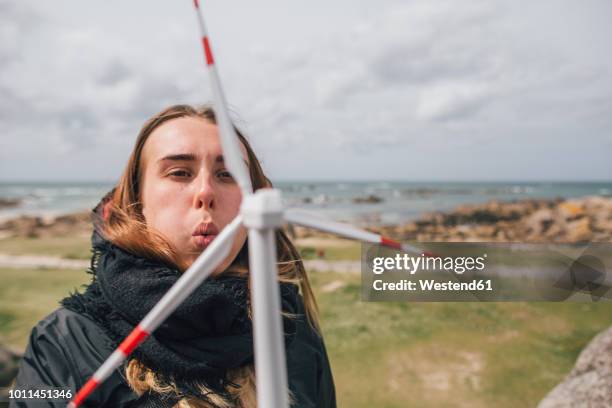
(194, 174, 216, 210)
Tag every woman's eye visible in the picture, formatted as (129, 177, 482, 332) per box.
(217, 170, 235, 181)
(169, 170, 191, 178)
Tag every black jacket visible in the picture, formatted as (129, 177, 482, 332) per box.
(11, 297, 336, 407)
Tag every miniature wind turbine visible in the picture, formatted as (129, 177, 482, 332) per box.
(69, 1, 426, 406)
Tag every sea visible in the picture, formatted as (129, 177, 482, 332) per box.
(1, 181, 610, 226)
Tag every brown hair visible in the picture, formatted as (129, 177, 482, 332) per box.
(102, 104, 319, 407)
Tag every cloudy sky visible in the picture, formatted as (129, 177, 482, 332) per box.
(1, 0, 610, 182)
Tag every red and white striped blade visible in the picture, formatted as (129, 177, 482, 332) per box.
(192, 0, 253, 196)
(69, 215, 243, 407)
(284, 208, 434, 256)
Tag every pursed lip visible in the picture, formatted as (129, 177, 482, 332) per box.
(192, 221, 220, 237)
(192, 222, 220, 249)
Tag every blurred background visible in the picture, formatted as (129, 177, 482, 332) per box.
(1, 0, 611, 406)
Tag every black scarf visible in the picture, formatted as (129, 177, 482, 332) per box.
(61, 226, 299, 402)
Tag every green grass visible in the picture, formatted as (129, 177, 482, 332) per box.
(0, 234, 362, 262)
(310, 271, 612, 408)
(0, 268, 91, 349)
(0, 235, 92, 259)
(296, 237, 361, 261)
(1, 236, 611, 407)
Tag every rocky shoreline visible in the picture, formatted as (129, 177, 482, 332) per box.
(298, 195, 612, 243)
(1, 196, 611, 243)
(0, 211, 91, 239)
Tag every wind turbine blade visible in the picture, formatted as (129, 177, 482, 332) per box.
(192, 0, 253, 195)
(248, 227, 289, 407)
(285, 208, 434, 256)
(69, 215, 243, 407)
(241, 188, 289, 407)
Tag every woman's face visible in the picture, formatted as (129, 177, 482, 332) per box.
(140, 116, 248, 272)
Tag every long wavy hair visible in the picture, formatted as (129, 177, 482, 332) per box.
(100, 104, 319, 407)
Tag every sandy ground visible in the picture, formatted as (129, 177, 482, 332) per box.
(0, 253, 90, 269)
(0, 253, 361, 274)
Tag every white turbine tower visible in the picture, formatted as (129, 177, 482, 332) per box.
(68, 1, 427, 406)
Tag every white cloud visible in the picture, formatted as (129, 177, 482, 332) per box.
(415, 81, 493, 122)
(0, 0, 610, 181)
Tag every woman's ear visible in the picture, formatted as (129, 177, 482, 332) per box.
(98, 188, 117, 221)
(102, 200, 113, 221)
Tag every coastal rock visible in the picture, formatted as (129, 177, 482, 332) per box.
(558, 200, 585, 221)
(0, 216, 45, 238)
(538, 327, 612, 408)
(352, 195, 383, 204)
(524, 208, 555, 238)
(0, 198, 21, 209)
(564, 218, 592, 242)
(370, 196, 612, 243)
(0, 212, 91, 238)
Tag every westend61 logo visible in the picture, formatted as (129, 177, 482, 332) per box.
(361, 242, 612, 302)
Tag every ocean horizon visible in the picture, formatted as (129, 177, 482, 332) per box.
(1, 180, 611, 226)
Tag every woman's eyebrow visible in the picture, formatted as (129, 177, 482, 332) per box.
(157, 153, 199, 164)
(157, 153, 248, 166)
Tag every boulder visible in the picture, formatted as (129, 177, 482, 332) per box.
(524, 208, 555, 237)
(352, 194, 383, 204)
(0, 212, 91, 238)
(558, 200, 585, 220)
(539, 327, 612, 408)
(564, 218, 593, 243)
(0, 198, 21, 209)
(0, 216, 44, 238)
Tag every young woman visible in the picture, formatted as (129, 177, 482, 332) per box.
(11, 105, 336, 407)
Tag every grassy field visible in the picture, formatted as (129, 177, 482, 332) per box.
(0, 235, 362, 261)
(0, 268, 91, 347)
(311, 271, 612, 407)
(1, 235, 611, 407)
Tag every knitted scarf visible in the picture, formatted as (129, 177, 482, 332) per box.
(61, 227, 299, 403)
